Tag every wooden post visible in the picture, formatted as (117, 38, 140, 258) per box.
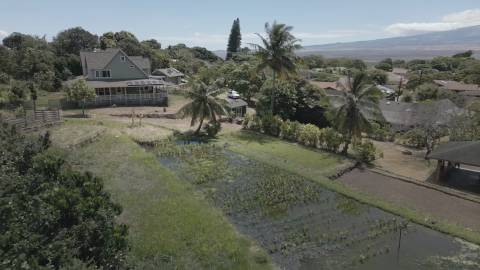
(436, 160, 442, 181)
(124, 87, 127, 105)
(109, 87, 112, 104)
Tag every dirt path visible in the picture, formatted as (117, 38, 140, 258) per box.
(337, 168, 480, 229)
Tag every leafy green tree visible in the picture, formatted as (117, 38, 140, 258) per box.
(324, 58, 340, 68)
(415, 83, 439, 101)
(324, 72, 385, 154)
(228, 61, 265, 102)
(393, 59, 406, 68)
(406, 73, 434, 90)
(350, 59, 367, 70)
(226, 18, 242, 61)
(250, 21, 303, 113)
(64, 78, 96, 116)
(2, 32, 40, 51)
(367, 69, 388, 85)
(452, 50, 474, 58)
(16, 47, 55, 80)
(191, 46, 221, 62)
(0, 124, 129, 269)
(302, 54, 325, 69)
(454, 63, 480, 84)
(8, 80, 30, 101)
(379, 58, 393, 66)
(177, 68, 228, 134)
(141, 39, 161, 50)
(375, 62, 392, 71)
(99, 32, 117, 50)
(52, 27, 98, 56)
(0, 45, 16, 75)
(430, 56, 453, 71)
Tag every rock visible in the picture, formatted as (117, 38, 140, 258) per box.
(402, 149, 413, 155)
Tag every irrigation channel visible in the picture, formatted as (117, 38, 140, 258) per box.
(153, 140, 480, 270)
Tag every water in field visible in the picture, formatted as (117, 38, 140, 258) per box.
(155, 142, 480, 270)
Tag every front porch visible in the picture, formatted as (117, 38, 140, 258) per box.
(87, 86, 169, 107)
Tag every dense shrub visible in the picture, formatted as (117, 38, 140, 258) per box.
(242, 113, 251, 129)
(260, 112, 283, 136)
(203, 121, 222, 136)
(0, 123, 129, 270)
(250, 115, 262, 132)
(369, 123, 390, 141)
(322, 127, 343, 152)
(353, 139, 383, 164)
(298, 124, 320, 146)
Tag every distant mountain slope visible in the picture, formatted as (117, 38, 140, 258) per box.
(214, 25, 480, 61)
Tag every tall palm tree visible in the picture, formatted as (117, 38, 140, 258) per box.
(177, 68, 228, 134)
(325, 72, 385, 155)
(249, 21, 303, 113)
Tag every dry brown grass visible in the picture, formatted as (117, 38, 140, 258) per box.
(372, 140, 436, 180)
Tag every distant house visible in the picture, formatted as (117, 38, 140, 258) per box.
(427, 141, 480, 181)
(224, 98, 247, 117)
(297, 70, 314, 80)
(386, 72, 407, 86)
(392, 68, 408, 76)
(377, 99, 467, 127)
(434, 80, 480, 97)
(72, 48, 171, 106)
(152, 68, 185, 85)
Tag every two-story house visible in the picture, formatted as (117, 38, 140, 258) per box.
(74, 48, 172, 106)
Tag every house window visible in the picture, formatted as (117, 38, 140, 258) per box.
(120, 56, 125, 62)
(129, 65, 134, 68)
(95, 70, 111, 78)
(117, 87, 121, 93)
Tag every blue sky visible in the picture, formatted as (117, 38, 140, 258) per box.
(1, 0, 479, 50)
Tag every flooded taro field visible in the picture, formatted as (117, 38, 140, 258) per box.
(154, 140, 480, 270)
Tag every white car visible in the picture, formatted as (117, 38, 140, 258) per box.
(227, 90, 240, 99)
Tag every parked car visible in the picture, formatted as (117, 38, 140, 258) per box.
(227, 90, 240, 99)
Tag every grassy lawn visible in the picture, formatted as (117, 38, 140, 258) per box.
(48, 121, 271, 270)
(220, 131, 353, 176)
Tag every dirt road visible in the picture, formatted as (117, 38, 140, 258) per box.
(337, 168, 480, 229)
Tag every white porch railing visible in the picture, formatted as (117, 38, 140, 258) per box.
(95, 92, 167, 102)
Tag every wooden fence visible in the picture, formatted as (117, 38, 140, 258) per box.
(2, 110, 61, 133)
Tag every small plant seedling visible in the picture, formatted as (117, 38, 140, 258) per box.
(385, 245, 389, 252)
(359, 255, 365, 263)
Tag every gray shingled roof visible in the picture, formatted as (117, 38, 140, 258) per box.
(153, 68, 184, 77)
(225, 98, 247, 108)
(131, 58, 150, 69)
(81, 48, 151, 70)
(84, 50, 120, 70)
(427, 141, 480, 167)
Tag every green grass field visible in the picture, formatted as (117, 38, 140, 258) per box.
(220, 131, 352, 175)
(53, 122, 271, 270)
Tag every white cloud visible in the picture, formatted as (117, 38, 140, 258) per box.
(384, 8, 480, 36)
(0, 30, 8, 37)
(368, 24, 379, 28)
(184, 24, 193, 28)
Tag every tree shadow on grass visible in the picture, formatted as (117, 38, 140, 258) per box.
(230, 130, 277, 145)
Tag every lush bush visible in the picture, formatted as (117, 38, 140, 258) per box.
(242, 113, 251, 129)
(250, 115, 262, 132)
(203, 121, 222, 136)
(401, 92, 413, 103)
(401, 128, 426, 147)
(0, 123, 129, 269)
(297, 124, 320, 146)
(353, 139, 383, 164)
(322, 127, 343, 152)
(369, 123, 390, 141)
(260, 112, 283, 136)
(227, 111, 236, 123)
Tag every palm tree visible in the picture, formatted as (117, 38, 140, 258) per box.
(177, 68, 228, 134)
(249, 21, 303, 113)
(325, 72, 385, 155)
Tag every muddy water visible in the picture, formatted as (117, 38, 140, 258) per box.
(157, 145, 480, 270)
